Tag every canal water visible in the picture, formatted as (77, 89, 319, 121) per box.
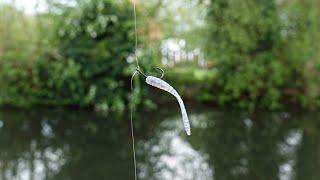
(0, 106, 319, 180)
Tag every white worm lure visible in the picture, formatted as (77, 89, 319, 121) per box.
(130, 1, 191, 179)
(146, 76, 191, 136)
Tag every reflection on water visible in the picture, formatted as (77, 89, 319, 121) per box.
(0, 107, 320, 180)
(139, 114, 213, 180)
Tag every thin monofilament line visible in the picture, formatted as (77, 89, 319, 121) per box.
(130, 110, 137, 180)
(130, 71, 138, 180)
(133, 0, 140, 69)
(131, 1, 140, 179)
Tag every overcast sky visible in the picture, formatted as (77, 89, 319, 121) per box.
(2, 0, 47, 14)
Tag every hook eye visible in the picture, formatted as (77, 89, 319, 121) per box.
(154, 67, 164, 79)
(135, 67, 147, 78)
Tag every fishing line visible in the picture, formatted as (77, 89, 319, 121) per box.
(133, 0, 140, 69)
(129, 1, 192, 179)
(130, 1, 139, 180)
(130, 71, 138, 180)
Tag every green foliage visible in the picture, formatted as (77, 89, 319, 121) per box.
(1, 0, 320, 112)
(0, 1, 138, 112)
(206, 0, 320, 110)
(165, 65, 218, 101)
(0, 4, 41, 107)
(50, 0, 136, 111)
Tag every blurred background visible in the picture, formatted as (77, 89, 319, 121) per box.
(0, 0, 320, 179)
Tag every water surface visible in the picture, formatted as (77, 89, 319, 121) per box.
(0, 106, 319, 180)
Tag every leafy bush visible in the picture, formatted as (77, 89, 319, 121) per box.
(0, 4, 41, 107)
(0, 1, 139, 112)
(48, 0, 136, 111)
(206, 0, 320, 110)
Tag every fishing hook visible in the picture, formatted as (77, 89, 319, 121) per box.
(132, 66, 191, 136)
(135, 67, 165, 79)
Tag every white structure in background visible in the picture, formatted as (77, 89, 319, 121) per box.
(161, 38, 206, 68)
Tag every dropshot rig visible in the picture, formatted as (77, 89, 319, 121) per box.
(132, 67, 191, 135)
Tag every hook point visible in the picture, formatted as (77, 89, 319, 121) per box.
(154, 67, 164, 79)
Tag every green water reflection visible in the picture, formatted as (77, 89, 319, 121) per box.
(0, 107, 319, 180)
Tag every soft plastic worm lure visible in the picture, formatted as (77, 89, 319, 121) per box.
(135, 68, 191, 135)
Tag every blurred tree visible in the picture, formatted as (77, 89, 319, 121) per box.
(206, 0, 320, 110)
(47, 0, 136, 111)
(0, 4, 42, 106)
(1, 0, 320, 111)
(0, 0, 140, 112)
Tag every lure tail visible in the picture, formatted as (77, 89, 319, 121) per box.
(146, 76, 191, 135)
